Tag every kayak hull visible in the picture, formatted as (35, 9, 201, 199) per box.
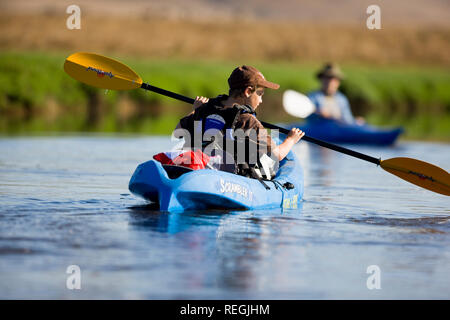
(286, 118, 403, 145)
(129, 151, 304, 212)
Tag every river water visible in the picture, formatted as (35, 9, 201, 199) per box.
(0, 135, 449, 299)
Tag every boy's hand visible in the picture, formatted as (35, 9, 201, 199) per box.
(287, 128, 305, 144)
(193, 96, 209, 109)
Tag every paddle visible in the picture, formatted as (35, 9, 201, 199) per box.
(64, 52, 450, 196)
(283, 89, 316, 118)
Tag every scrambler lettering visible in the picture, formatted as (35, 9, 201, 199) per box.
(220, 179, 252, 200)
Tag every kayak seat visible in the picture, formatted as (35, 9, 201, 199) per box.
(162, 165, 194, 179)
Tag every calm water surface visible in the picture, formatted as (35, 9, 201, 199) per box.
(0, 135, 449, 299)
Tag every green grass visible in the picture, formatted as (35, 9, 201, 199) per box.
(0, 51, 449, 140)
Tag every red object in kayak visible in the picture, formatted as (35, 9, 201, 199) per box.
(153, 150, 210, 170)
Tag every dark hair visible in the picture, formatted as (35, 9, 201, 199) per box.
(228, 85, 256, 98)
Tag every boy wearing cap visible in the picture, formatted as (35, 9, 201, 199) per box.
(174, 65, 304, 179)
(308, 63, 359, 124)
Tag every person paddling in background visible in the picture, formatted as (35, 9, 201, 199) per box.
(173, 65, 305, 180)
(308, 63, 364, 124)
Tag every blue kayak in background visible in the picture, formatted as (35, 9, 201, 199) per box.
(129, 151, 304, 212)
(286, 117, 403, 145)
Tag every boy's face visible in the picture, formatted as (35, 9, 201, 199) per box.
(244, 86, 264, 109)
(321, 76, 340, 95)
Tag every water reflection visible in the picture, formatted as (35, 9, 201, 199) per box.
(297, 140, 408, 191)
(349, 215, 450, 235)
(128, 204, 233, 234)
(127, 203, 304, 293)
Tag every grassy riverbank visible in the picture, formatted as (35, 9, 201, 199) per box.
(1, 51, 449, 140)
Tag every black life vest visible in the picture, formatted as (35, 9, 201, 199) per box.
(181, 95, 256, 150)
(178, 95, 274, 183)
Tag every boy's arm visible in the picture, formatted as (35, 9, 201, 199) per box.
(237, 114, 304, 161)
(271, 128, 305, 161)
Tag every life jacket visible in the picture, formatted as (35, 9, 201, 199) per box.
(186, 95, 255, 145)
(179, 95, 254, 154)
(179, 95, 276, 182)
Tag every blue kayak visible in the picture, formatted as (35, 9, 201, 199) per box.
(128, 151, 304, 212)
(286, 117, 403, 145)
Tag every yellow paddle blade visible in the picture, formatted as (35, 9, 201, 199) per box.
(381, 157, 450, 196)
(64, 52, 142, 90)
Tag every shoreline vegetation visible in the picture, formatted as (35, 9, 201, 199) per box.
(1, 51, 449, 141)
(1, 7, 450, 140)
(1, 10, 449, 141)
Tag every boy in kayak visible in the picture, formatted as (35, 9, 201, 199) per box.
(308, 63, 364, 124)
(173, 65, 304, 180)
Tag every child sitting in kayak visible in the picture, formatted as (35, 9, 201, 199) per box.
(308, 63, 364, 125)
(164, 65, 304, 180)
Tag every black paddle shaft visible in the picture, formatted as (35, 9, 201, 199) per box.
(261, 121, 381, 165)
(141, 83, 195, 104)
(140, 82, 381, 166)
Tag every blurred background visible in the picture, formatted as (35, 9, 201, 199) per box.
(0, 0, 449, 140)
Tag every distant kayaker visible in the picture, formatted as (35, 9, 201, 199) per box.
(173, 65, 305, 180)
(308, 63, 364, 124)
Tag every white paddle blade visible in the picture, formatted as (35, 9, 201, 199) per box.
(282, 90, 316, 118)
